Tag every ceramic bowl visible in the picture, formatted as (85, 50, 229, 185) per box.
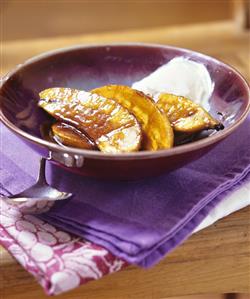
(0, 44, 249, 179)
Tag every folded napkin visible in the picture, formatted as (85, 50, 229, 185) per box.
(0, 200, 126, 295)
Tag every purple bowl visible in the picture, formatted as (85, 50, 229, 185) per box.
(0, 44, 249, 179)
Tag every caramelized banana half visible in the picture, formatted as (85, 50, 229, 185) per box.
(39, 88, 142, 153)
(92, 85, 174, 151)
(52, 122, 96, 150)
(157, 93, 224, 133)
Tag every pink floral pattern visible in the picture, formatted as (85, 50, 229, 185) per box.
(0, 199, 126, 295)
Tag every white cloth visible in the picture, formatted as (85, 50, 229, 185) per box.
(194, 180, 250, 232)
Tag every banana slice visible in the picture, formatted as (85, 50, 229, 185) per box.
(92, 85, 174, 150)
(51, 122, 96, 150)
(157, 93, 224, 133)
(39, 88, 142, 153)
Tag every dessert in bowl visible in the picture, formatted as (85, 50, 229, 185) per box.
(0, 44, 249, 179)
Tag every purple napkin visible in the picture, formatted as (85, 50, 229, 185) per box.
(1, 117, 250, 268)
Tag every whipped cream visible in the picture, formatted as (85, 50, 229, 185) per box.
(132, 57, 214, 109)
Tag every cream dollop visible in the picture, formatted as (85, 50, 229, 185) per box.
(132, 57, 214, 109)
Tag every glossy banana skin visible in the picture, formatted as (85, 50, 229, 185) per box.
(157, 93, 224, 133)
(39, 88, 142, 153)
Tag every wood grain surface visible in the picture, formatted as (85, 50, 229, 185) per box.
(0, 1, 232, 41)
(2, 21, 250, 76)
(1, 21, 250, 298)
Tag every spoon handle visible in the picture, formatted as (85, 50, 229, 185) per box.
(36, 158, 47, 184)
(1, 196, 56, 203)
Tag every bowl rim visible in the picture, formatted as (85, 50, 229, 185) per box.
(0, 42, 250, 160)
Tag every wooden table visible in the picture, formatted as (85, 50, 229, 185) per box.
(1, 21, 250, 298)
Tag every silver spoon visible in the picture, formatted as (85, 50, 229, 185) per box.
(2, 158, 72, 213)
